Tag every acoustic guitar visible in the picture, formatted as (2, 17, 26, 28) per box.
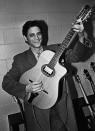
(20, 5, 94, 109)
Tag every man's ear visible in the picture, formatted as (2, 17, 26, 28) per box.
(23, 36, 29, 45)
(23, 36, 27, 42)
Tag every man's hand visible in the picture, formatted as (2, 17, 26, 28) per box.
(26, 81, 44, 94)
(72, 19, 85, 43)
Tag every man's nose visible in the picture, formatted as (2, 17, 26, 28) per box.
(35, 34, 39, 40)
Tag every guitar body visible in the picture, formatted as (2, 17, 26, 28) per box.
(20, 50, 67, 109)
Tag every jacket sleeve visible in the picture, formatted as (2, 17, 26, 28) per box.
(2, 56, 26, 100)
(65, 38, 92, 63)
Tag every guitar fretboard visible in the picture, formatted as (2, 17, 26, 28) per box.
(48, 28, 76, 68)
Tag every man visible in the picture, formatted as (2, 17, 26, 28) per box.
(2, 19, 92, 131)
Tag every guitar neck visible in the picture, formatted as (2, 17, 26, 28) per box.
(49, 28, 77, 68)
(57, 28, 77, 56)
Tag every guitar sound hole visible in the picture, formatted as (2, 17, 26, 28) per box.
(41, 64, 55, 77)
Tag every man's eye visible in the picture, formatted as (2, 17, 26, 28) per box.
(29, 34, 34, 37)
(37, 32, 42, 36)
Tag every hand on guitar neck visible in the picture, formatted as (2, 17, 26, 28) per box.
(72, 19, 85, 43)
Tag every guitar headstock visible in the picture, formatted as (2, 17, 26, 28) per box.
(75, 5, 95, 24)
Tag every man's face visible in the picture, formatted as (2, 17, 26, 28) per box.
(26, 26, 42, 48)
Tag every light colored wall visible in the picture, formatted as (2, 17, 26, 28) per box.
(0, 0, 95, 130)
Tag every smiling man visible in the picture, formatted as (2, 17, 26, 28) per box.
(2, 19, 92, 131)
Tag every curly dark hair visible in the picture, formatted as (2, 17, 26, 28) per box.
(22, 20, 48, 46)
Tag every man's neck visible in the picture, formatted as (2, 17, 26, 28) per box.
(30, 46, 43, 54)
